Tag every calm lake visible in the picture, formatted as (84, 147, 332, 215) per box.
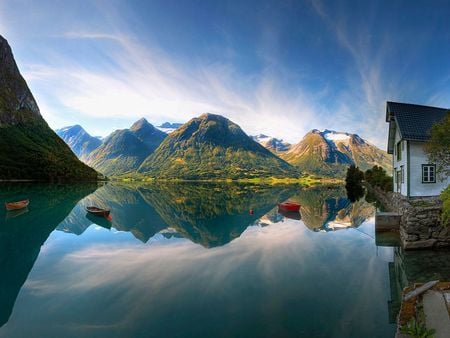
(1, 182, 449, 337)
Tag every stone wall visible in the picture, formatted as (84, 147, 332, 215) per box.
(369, 186, 450, 249)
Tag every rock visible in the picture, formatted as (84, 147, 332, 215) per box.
(403, 239, 437, 250)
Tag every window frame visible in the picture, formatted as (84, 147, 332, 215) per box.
(396, 141, 402, 161)
(422, 164, 436, 183)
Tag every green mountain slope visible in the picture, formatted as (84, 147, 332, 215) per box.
(138, 113, 299, 179)
(281, 129, 391, 177)
(85, 118, 166, 176)
(0, 35, 98, 181)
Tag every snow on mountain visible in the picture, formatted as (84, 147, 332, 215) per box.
(281, 129, 392, 177)
(251, 134, 291, 153)
(323, 130, 351, 144)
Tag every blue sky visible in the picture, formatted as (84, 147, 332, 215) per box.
(1, 0, 450, 148)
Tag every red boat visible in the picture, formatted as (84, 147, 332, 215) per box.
(278, 202, 301, 212)
(86, 206, 110, 217)
(5, 199, 29, 211)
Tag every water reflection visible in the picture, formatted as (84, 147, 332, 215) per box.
(0, 182, 387, 337)
(0, 183, 97, 327)
(386, 246, 450, 323)
(289, 186, 375, 232)
(58, 184, 375, 247)
(59, 183, 298, 247)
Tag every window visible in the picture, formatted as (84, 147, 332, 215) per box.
(401, 165, 404, 183)
(396, 141, 402, 161)
(422, 164, 436, 183)
(396, 170, 402, 192)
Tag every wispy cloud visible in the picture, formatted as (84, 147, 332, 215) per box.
(15, 28, 324, 142)
(308, 0, 402, 147)
(4, 0, 448, 149)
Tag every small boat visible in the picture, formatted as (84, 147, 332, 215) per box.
(278, 201, 301, 212)
(85, 206, 110, 217)
(5, 199, 29, 211)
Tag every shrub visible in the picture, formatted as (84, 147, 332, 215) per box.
(365, 165, 393, 192)
(441, 185, 450, 225)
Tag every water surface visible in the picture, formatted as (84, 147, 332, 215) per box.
(1, 182, 436, 337)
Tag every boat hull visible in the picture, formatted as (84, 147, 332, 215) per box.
(5, 199, 29, 211)
(86, 207, 110, 217)
(278, 202, 301, 212)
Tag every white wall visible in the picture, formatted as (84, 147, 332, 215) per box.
(409, 141, 450, 197)
(392, 127, 407, 195)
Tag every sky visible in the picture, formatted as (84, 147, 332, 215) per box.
(1, 0, 450, 148)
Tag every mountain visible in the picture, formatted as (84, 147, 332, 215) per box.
(281, 129, 391, 177)
(0, 35, 98, 180)
(138, 113, 299, 179)
(251, 134, 291, 153)
(130, 118, 167, 150)
(56, 125, 102, 161)
(85, 118, 166, 176)
(157, 122, 183, 134)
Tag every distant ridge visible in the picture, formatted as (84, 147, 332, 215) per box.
(157, 122, 183, 134)
(251, 134, 291, 153)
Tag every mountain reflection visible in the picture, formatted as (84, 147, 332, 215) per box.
(0, 183, 97, 328)
(0, 182, 381, 335)
(59, 183, 298, 248)
(290, 186, 375, 231)
(58, 183, 376, 248)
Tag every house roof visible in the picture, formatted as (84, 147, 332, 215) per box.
(386, 101, 448, 141)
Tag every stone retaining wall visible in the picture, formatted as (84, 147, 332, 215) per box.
(369, 185, 450, 249)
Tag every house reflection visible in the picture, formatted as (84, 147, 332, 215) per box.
(385, 242, 450, 323)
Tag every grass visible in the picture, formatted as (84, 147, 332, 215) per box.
(111, 173, 344, 186)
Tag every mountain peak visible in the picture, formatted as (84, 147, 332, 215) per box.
(138, 113, 297, 179)
(57, 124, 84, 134)
(0, 35, 41, 125)
(195, 113, 232, 125)
(130, 117, 153, 131)
(0, 35, 97, 180)
(281, 128, 391, 177)
(252, 134, 291, 153)
(56, 124, 101, 161)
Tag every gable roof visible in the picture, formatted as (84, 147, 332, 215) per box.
(386, 101, 448, 140)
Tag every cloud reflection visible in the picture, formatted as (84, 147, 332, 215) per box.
(0, 219, 395, 337)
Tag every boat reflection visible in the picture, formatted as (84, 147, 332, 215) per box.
(5, 207, 29, 220)
(278, 209, 302, 220)
(85, 212, 112, 230)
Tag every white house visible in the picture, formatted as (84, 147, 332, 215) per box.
(386, 101, 449, 197)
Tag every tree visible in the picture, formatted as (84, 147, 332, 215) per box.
(365, 165, 393, 192)
(425, 110, 450, 177)
(345, 165, 364, 202)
